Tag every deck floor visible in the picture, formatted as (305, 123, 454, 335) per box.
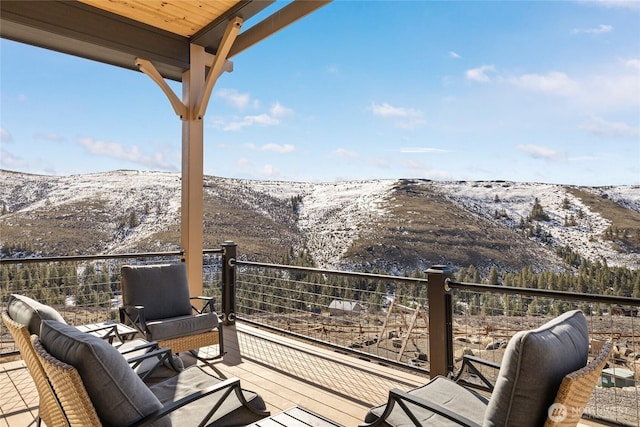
(0, 322, 427, 426)
(0, 322, 611, 427)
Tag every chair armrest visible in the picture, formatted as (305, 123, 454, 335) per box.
(125, 346, 178, 380)
(360, 388, 481, 427)
(462, 355, 501, 370)
(130, 376, 270, 426)
(452, 355, 501, 392)
(190, 296, 215, 315)
(119, 305, 148, 337)
(77, 323, 120, 343)
(117, 340, 159, 356)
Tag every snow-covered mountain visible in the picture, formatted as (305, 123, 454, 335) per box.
(1, 170, 638, 273)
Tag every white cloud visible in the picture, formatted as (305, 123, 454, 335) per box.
(217, 102, 293, 131)
(509, 71, 579, 96)
(371, 102, 425, 129)
(371, 102, 418, 118)
(223, 114, 280, 131)
(1, 128, 12, 143)
(586, 73, 640, 110)
(400, 147, 450, 154)
(517, 144, 564, 162)
(215, 88, 257, 110)
(270, 102, 293, 119)
(333, 148, 358, 160)
(77, 137, 177, 171)
(572, 24, 613, 34)
(262, 143, 295, 153)
(625, 58, 640, 69)
(261, 164, 280, 178)
(0, 149, 25, 169)
(580, 116, 639, 138)
(449, 51, 461, 59)
(466, 65, 496, 83)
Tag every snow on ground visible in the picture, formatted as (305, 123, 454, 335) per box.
(233, 179, 396, 269)
(1, 171, 638, 269)
(430, 181, 640, 269)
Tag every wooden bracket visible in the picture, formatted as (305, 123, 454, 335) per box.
(135, 58, 187, 120)
(195, 17, 243, 120)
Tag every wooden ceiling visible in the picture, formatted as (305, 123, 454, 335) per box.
(0, 0, 330, 81)
(78, 0, 242, 38)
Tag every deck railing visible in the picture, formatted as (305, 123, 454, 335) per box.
(230, 253, 640, 426)
(1, 243, 639, 425)
(0, 250, 223, 355)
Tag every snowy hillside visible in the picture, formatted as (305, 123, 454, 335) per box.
(430, 181, 640, 270)
(1, 170, 638, 271)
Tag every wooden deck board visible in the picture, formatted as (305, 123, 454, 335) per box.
(185, 323, 427, 426)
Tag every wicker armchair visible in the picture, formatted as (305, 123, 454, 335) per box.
(5, 294, 177, 380)
(119, 263, 223, 358)
(32, 320, 268, 427)
(362, 310, 612, 427)
(2, 310, 68, 427)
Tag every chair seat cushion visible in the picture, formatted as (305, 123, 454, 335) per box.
(364, 376, 489, 427)
(149, 366, 267, 427)
(146, 312, 218, 341)
(7, 294, 66, 335)
(484, 310, 589, 427)
(40, 320, 167, 427)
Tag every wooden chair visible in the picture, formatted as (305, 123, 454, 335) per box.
(119, 263, 223, 358)
(362, 310, 612, 427)
(32, 320, 269, 427)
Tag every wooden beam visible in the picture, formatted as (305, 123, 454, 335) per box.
(228, 0, 332, 58)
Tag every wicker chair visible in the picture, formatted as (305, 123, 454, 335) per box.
(362, 310, 612, 427)
(32, 320, 268, 427)
(2, 310, 68, 427)
(119, 263, 223, 358)
(544, 340, 612, 427)
(5, 293, 178, 379)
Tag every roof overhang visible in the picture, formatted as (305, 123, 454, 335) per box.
(0, 0, 330, 81)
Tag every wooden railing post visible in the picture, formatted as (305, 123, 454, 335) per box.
(221, 241, 237, 326)
(426, 265, 454, 378)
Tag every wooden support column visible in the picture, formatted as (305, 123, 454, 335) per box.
(181, 44, 206, 298)
(136, 18, 242, 299)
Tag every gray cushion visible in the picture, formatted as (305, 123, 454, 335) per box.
(150, 366, 267, 427)
(364, 376, 488, 427)
(121, 264, 192, 320)
(146, 312, 218, 341)
(40, 320, 167, 427)
(7, 294, 66, 335)
(483, 310, 589, 427)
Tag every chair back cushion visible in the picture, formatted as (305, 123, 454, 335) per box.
(121, 264, 192, 320)
(483, 310, 589, 427)
(7, 294, 66, 335)
(40, 320, 167, 427)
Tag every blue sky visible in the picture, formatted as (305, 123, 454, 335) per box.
(1, 0, 639, 186)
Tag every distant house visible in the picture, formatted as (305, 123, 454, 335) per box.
(329, 300, 363, 316)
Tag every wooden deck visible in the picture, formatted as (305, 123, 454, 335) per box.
(0, 322, 612, 426)
(0, 322, 426, 426)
